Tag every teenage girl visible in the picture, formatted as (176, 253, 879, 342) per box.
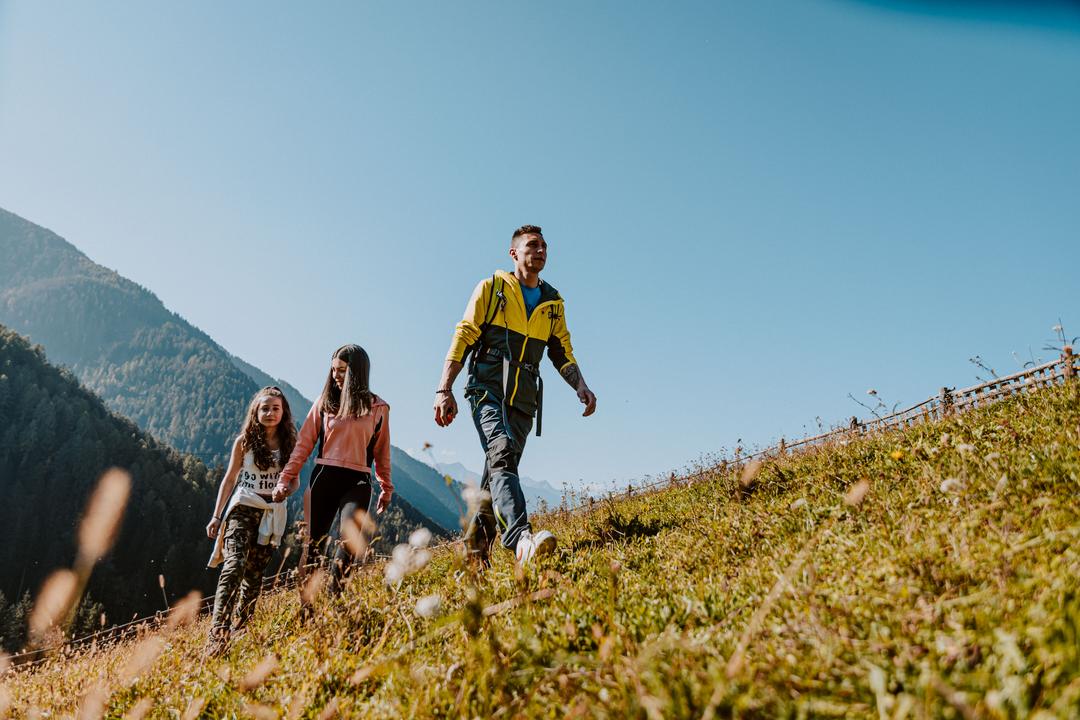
(206, 386, 296, 654)
(273, 344, 392, 596)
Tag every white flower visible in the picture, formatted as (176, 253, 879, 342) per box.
(414, 594, 441, 618)
(789, 498, 807, 510)
(956, 443, 976, 454)
(413, 548, 432, 571)
(384, 562, 405, 586)
(462, 486, 490, 516)
(392, 544, 412, 567)
(1053, 324, 1063, 333)
(409, 527, 432, 549)
(939, 478, 963, 493)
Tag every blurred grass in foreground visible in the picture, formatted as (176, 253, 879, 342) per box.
(3, 382, 1079, 718)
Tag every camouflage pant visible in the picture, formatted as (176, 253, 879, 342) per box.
(211, 504, 275, 633)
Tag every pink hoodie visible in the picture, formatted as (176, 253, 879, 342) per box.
(277, 398, 393, 496)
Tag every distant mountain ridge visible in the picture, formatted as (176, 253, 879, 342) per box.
(431, 460, 566, 509)
(0, 206, 463, 533)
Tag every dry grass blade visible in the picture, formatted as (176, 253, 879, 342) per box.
(349, 664, 379, 685)
(340, 510, 369, 557)
(317, 697, 340, 720)
(0, 652, 10, 676)
(165, 591, 203, 630)
(300, 569, 326, 607)
(180, 697, 206, 720)
(930, 677, 977, 720)
(120, 698, 153, 720)
(482, 588, 556, 617)
(739, 459, 762, 490)
(0, 684, 11, 716)
(119, 636, 165, 684)
(77, 469, 132, 568)
(243, 702, 279, 720)
(240, 654, 279, 691)
(726, 520, 829, 679)
(29, 569, 79, 641)
(844, 478, 870, 507)
(75, 683, 109, 720)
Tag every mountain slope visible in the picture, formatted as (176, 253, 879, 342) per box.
(9, 377, 1080, 715)
(0, 207, 462, 528)
(0, 324, 218, 637)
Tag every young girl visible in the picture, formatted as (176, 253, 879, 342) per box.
(205, 386, 296, 655)
(273, 344, 393, 597)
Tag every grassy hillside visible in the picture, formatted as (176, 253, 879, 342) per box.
(4, 381, 1079, 717)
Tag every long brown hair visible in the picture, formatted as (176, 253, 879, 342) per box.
(318, 344, 375, 418)
(239, 386, 297, 471)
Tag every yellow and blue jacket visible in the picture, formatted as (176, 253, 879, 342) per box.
(446, 270, 578, 423)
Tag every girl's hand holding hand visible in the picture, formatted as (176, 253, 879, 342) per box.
(271, 484, 288, 503)
(206, 517, 221, 539)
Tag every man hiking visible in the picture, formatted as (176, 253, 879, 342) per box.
(434, 224, 597, 566)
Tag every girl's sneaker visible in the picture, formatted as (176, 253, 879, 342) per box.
(515, 530, 557, 566)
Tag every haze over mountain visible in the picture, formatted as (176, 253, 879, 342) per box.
(430, 460, 566, 509)
(0, 206, 464, 531)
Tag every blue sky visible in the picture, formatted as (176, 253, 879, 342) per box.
(1, 1, 1078, 491)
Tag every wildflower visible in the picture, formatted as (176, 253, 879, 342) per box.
(385, 542, 433, 587)
(890, 450, 904, 461)
(1053, 324, 1063, 333)
(409, 527, 432, 549)
(956, 443, 976, 454)
(789, 498, 807, 510)
(462, 486, 490, 516)
(384, 562, 405, 586)
(415, 594, 442, 618)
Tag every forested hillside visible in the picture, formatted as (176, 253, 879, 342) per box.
(0, 325, 219, 647)
(0, 208, 259, 461)
(0, 206, 464, 522)
(0, 325, 448, 650)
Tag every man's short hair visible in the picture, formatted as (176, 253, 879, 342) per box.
(511, 225, 543, 246)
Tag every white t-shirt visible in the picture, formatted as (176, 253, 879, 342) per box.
(234, 449, 282, 507)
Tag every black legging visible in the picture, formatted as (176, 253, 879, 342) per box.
(308, 464, 371, 593)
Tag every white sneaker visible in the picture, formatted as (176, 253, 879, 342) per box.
(516, 529, 557, 565)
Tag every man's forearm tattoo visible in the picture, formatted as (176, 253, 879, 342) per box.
(560, 363, 583, 390)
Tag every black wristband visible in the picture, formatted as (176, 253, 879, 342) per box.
(435, 389, 453, 395)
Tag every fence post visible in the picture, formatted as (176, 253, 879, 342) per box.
(939, 387, 954, 416)
(1064, 346, 1076, 381)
